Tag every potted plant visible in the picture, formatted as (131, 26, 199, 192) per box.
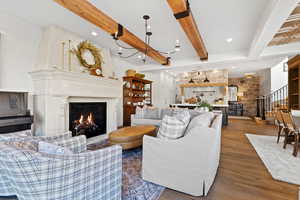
(197, 101, 213, 112)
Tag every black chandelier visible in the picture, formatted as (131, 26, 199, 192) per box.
(112, 15, 181, 64)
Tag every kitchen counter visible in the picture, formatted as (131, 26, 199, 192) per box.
(170, 103, 229, 107)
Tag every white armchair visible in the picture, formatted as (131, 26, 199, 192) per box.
(142, 114, 222, 196)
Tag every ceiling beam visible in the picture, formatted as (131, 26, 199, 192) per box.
(263, 41, 300, 57)
(248, 0, 298, 58)
(166, 0, 208, 60)
(53, 0, 169, 65)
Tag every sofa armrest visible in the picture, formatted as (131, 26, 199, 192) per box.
(142, 115, 222, 196)
(52, 135, 87, 153)
(37, 131, 72, 141)
(142, 120, 221, 175)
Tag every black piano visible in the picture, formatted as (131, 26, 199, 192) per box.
(0, 91, 33, 134)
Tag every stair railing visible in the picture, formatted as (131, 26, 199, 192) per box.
(256, 84, 288, 119)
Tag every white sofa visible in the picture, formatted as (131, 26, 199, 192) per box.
(142, 113, 222, 196)
(131, 108, 205, 127)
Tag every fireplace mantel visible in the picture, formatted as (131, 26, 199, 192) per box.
(30, 69, 122, 137)
(30, 69, 122, 98)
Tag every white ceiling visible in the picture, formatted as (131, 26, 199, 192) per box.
(1, 0, 299, 77)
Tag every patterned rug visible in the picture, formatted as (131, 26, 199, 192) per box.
(246, 134, 300, 185)
(88, 140, 165, 200)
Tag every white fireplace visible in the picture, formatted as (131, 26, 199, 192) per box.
(30, 69, 122, 138)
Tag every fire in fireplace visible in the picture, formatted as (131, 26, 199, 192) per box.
(73, 113, 99, 136)
(69, 103, 107, 138)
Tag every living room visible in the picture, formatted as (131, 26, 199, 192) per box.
(1, 0, 300, 200)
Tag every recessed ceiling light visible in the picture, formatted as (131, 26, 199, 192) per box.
(231, 66, 237, 69)
(91, 31, 98, 36)
(226, 38, 233, 43)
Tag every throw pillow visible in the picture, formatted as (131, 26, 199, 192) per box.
(38, 141, 73, 155)
(174, 110, 191, 124)
(157, 111, 191, 140)
(160, 108, 174, 119)
(144, 107, 160, 119)
(186, 112, 215, 132)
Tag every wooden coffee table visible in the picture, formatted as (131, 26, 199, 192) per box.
(109, 125, 157, 150)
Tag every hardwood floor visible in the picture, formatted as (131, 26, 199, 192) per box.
(159, 119, 299, 200)
(0, 119, 298, 200)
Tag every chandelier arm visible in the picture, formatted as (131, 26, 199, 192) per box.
(114, 40, 135, 50)
(118, 50, 140, 59)
(156, 50, 177, 54)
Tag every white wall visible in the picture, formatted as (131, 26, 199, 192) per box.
(258, 68, 271, 96)
(271, 58, 288, 92)
(144, 71, 176, 108)
(0, 13, 42, 91)
(112, 56, 139, 127)
(0, 13, 139, 127)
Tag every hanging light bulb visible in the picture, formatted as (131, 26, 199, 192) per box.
(147, 25, 151, 31)
(118, 47, 123, 55)
(175, 39, 180, 52)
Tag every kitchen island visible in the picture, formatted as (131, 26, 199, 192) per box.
(170, 103, 229, 126)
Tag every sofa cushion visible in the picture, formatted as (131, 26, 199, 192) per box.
(188, 110, 205, 119)
(131, 118, 161, 127)
(186, 112, 215, 133)
(144, 107, 160, 119)
(172, 108, 188, 116)
(135, 106, 145, 119)
(157, 111, 191, 140)
(38, 141, 73, 155)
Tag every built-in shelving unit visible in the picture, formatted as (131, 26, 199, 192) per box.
(123, 76, 152, 126)
(288, 55, 300, 110)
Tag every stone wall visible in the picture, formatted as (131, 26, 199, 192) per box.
(228, 76, 260, 117)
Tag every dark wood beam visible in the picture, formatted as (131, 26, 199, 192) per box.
(53, 0, 169, 65)
(167, 0, 208, 60)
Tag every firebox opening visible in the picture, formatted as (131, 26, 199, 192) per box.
(69, 102, 107, 138)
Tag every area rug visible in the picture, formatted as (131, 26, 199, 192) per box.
(246, 134, 300, 185)
(88, 140, 165, 200)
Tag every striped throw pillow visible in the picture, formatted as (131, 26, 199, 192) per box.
(157, 111, 191, 140)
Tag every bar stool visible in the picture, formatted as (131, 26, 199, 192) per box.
(280, 111, 296, 149)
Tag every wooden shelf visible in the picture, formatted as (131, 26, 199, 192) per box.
(123, 88, 151, 92)
(123, 76, 152, 126)
(288, 56, 300, 110)
(124, 96, 147, 98)
(123, 76, 152, 84)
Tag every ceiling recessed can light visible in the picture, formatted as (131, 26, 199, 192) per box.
(226, 38, 233, 43)
(91, 31, 98, 36)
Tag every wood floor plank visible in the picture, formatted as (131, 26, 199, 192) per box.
(159, 119, 298, 200)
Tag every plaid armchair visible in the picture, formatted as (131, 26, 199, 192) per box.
(0, 139, 122, 200)
(0, 131, 93, 198)
(0, 130, 72, 142)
